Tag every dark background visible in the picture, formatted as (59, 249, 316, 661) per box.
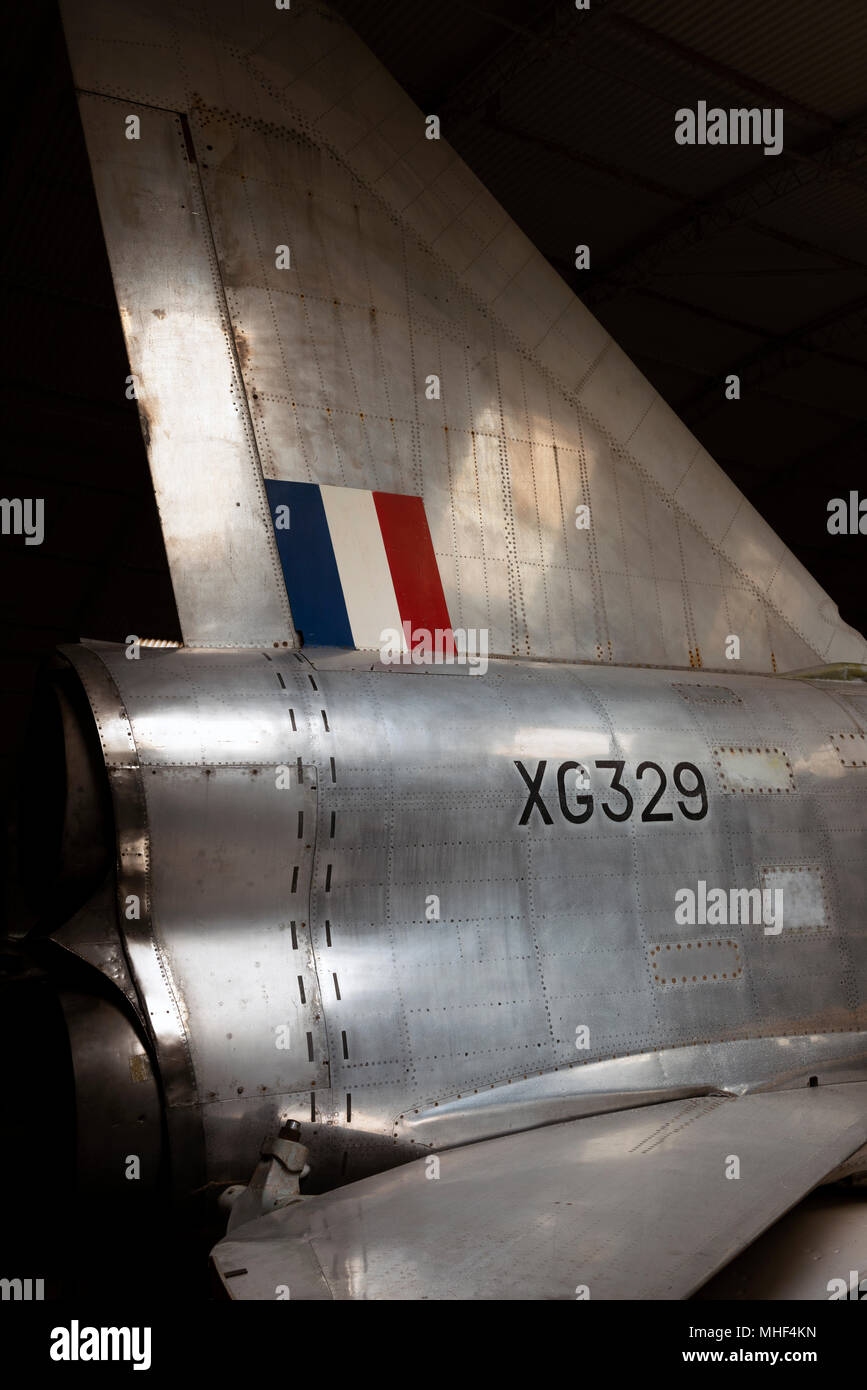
(2, 0, 866, 871)
(0, 0, 864, 1303)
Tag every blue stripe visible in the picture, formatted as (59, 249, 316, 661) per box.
(265, 480, 354, 647)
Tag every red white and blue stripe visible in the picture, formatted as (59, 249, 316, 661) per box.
(265, 481, 453, 651)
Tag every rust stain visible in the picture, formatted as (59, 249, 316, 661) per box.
(137, 401, 153, 450)
(233, 329, 252, 376)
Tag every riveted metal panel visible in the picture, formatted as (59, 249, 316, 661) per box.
(832, 730, 867, 767)
(91, 644, 328, 1184)
(61, 644, 206, 1196)
(70, 646, 867, 1190)
(60, 0, 866, 668)
(713, 746, 796, 794)
(74, 93, 294, 649)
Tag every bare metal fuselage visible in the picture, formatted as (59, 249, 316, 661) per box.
(53, 643, 867, 1199)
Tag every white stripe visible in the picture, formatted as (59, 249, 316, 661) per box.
(320, 486, 407, 652)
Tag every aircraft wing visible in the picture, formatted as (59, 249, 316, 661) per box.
(211, 1082, 867, 1300)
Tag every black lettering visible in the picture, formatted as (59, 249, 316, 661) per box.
(673, 761, 708, 820)
(637, 761, 673, 821)
(557, 761, 594, 824)
(515, 759, 553, 825)
(595, 759, 633, 822)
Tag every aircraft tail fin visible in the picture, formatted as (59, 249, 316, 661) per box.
(60, 0, 866, 667)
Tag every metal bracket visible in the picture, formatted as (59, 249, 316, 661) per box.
(225, 1120, 310, 1232)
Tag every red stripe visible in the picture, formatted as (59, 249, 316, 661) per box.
(372, 491, 454, 656)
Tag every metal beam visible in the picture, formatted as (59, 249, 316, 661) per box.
(485, 113, 867, 290)
(680, 292, 867, 424)
(635, 284, 867, 376)
(762, 418, 867, 476)
(600, 11, 833, 133)
(542, 243, 867, 384)
(431, 4, 867, 314)
(481, 113, 683, 204)
(627, 347, 867, 427)
(433, 0, 612, 117)
(582, 106, 867, 310)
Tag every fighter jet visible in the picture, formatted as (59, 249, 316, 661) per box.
(19, 0, 867, 1299)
